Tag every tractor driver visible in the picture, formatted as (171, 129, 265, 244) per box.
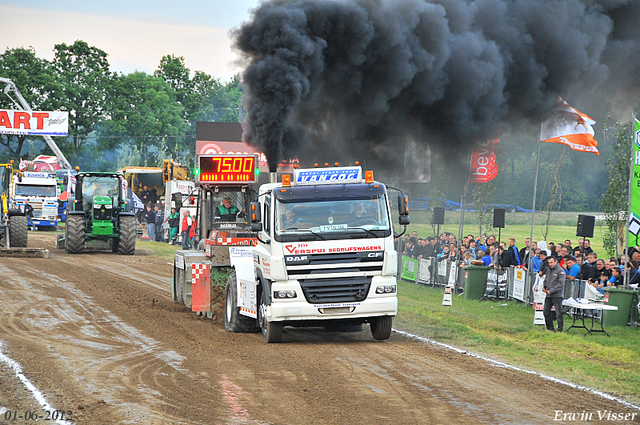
(215, 196, 245, 222)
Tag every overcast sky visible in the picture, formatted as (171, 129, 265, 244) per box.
(0, 0, 261, 81)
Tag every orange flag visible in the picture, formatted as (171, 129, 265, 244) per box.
(540, 98, 599, 155)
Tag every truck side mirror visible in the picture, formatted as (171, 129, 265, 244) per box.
(397, 194, 410, 225)
(172, 192, 182, 210)
(250, 201, 262, 231)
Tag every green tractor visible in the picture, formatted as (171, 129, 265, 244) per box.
(64, 172, 136, 255)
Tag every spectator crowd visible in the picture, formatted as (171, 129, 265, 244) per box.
(399, 231, 640, 292)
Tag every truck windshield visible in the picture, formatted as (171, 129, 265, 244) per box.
(82, 177, 119, 199)
(15, 183, 57, 197)
(274, 192, 391, 241)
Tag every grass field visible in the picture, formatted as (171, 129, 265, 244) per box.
(395, 280, 640, 404)
(136, 238, 181, 262)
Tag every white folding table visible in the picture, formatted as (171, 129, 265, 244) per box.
(562, 299, 618, 337)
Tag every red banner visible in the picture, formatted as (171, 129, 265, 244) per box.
(469, 138, 499, 183)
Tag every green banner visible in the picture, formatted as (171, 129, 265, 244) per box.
(401, 256, 418, 282)
(630, 118, 640, 247)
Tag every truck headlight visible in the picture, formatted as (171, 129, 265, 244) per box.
(273, 290, 297, 299)
(375, 285, 396, 294)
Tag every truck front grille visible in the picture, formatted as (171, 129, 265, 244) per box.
(285, 251, 383, 278)
(93, 207, 112, 221)
(298, 277, 371, 304)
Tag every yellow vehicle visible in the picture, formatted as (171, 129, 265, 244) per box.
(1, 162, 28, 248)
(120, 159, 189, 202)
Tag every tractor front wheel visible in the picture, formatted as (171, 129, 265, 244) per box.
(117, 216, 136, 255)
(8, 215, 28, 248)
(65, 215, 85, 254)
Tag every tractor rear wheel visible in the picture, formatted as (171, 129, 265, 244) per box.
(117, 216, 136, 255)
(65, 215, 85, 254)
(9, 215, 28, 248)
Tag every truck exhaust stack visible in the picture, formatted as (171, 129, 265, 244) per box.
(270, 172, 277, 184)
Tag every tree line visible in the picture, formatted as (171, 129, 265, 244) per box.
(0, 40, 634, 220)
(0, 40, 243, 170)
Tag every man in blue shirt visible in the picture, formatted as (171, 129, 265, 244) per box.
(564, 256, 580, 295)
(481, 245, 493, 267)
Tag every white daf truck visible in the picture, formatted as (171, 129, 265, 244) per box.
(236, 165, 409, 342)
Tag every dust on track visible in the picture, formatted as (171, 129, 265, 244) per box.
(0, 233, 637, 424)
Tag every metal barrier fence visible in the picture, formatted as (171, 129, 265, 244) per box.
(399, 256, 573, 305)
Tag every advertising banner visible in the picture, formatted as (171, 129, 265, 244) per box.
(629, 118, 640, 246)
(401, 256, 417, 282)
(468, 138, 499, 183)
(0, 109, 68, 136)
(512, 268, 526, 302)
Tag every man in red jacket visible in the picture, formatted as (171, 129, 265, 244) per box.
(181, 210, 193, 250)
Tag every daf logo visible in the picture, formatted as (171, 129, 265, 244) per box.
(286, 256, 308, 262)
(368, 252, 383, 258)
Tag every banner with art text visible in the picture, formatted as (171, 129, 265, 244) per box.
(0, 109, 68, 136)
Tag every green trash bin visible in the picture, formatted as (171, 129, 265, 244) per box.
(603, 287, 636, 327)
(464, 265, 490, 300)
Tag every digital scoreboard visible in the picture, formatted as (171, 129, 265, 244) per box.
(197, 154, 258, 184)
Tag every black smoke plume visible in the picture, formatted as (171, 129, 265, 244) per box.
(232, 0, 640, 172)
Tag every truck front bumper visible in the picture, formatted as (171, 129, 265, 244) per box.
(32, 220, 57, 227)
(267, 276, 398, 323)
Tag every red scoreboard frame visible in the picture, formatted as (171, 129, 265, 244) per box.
(197, 154, 258, 184)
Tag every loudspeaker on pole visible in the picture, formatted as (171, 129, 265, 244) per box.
(432, 207, 445, 225)
(493, 207, 506, 228)
(576, 214, 595, 238)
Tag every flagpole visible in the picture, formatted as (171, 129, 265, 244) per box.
(529, 127, 542, 276)
(623, 116, 635, 289)
(458, 152, 473, 268)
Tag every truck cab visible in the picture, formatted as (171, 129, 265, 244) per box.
(12, 171, 59, 229)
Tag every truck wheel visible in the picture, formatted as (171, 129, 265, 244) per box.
(370, 316, 393, 340)
(224, 272, 259, 333)
(65, 215, 85, 254)
(258, 289, 283, 343)
(117, 216, 136, 255)
(9, 215, 28, 247)
(259, 304, 283, 343)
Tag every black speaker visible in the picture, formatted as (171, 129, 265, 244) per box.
(576, 214, 595, 238)
(493, 208, 506, 228)
(432, 207, 445, 225)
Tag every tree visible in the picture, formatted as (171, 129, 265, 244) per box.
(100, 71, 186, 166)
(427, 153, 449, 236)
(472, 180, 496, 236)
(601, 123, 632, 257)
(0, 47, 62, 159)
(52, 40, 113, 152)
(202, 74, 243, 123)
(539, 146, 568, 241)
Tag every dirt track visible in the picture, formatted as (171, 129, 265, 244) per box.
(0, 233, 638, 424)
